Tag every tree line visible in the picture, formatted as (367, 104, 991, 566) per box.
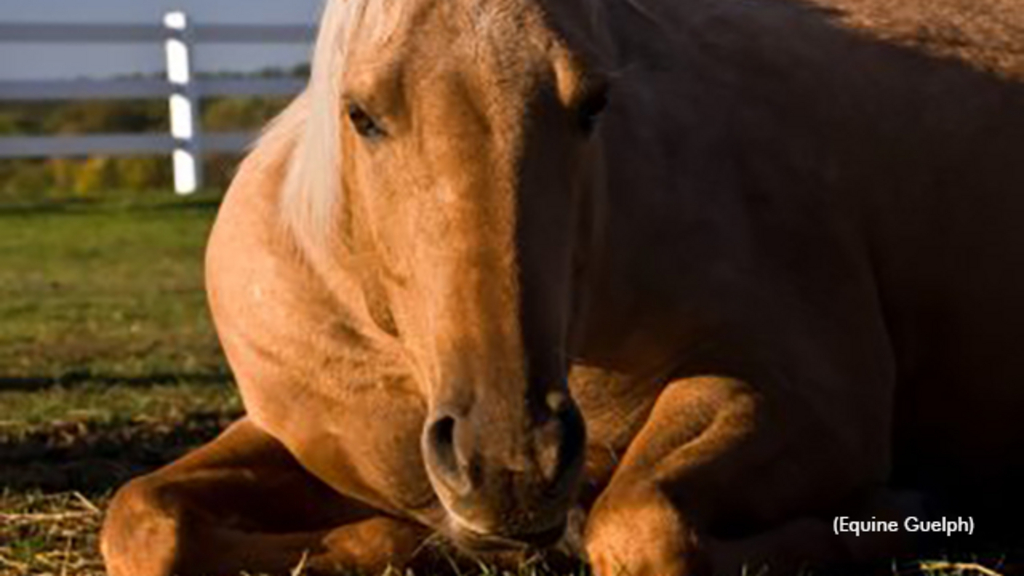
(0, 68, 304, 200)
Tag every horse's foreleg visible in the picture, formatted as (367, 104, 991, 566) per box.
(101, 417, 429, 576)
(583, 376, 907, 576)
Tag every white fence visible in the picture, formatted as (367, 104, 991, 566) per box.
(0, 13, 315, 194)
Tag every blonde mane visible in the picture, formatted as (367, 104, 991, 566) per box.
(263, 0, 403, 245)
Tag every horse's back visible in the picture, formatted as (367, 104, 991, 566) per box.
(602, 0, 1024, 489)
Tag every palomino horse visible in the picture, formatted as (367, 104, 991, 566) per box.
(102, 0, 1024, 574)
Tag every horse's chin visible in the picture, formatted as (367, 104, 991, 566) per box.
(443, 513, 569, 553)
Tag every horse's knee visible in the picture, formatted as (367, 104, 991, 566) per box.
(314, 517, 431, 573)
(101, 475, 185, 576)
(583, 482, 838, 576)
(585, 485, 710, 576)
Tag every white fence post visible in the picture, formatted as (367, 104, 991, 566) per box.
(164, 11, 202, 195)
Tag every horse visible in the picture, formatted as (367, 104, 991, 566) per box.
(101, 0, 1024, 574)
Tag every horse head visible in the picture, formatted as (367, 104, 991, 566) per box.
(284, 0, 615, 549)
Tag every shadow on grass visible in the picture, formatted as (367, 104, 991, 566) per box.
(0, 411, 237, 495)
(0, 194, 222, 217)
(0, 371, 232, 392)
(136, 197, 222, 213)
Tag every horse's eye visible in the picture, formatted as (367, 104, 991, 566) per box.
(577, 87, 609, 135)
(348, 104, 386, 139)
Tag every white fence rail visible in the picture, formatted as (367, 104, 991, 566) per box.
(0, 14, 315, 194)
(0, 132, 253, 158)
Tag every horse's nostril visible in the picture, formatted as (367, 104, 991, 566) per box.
(431, 415, 456, 449)
(424, 415, 472, 494)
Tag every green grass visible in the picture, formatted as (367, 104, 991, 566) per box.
(0, 193, 227, 381)
(0, 193, 243, 575)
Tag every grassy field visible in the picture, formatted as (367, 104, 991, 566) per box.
(0, 194, 241, 575)
(0, 196, 226, 381)
(0, 194, 1008, 576)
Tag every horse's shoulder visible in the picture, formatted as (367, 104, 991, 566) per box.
(208, 130, 395, 366)
(207, 139, 298, 298)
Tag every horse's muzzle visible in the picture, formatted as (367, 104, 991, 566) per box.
(421, 393, 586, 547)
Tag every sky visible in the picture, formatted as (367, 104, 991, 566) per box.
(0, 0, 325, 79)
